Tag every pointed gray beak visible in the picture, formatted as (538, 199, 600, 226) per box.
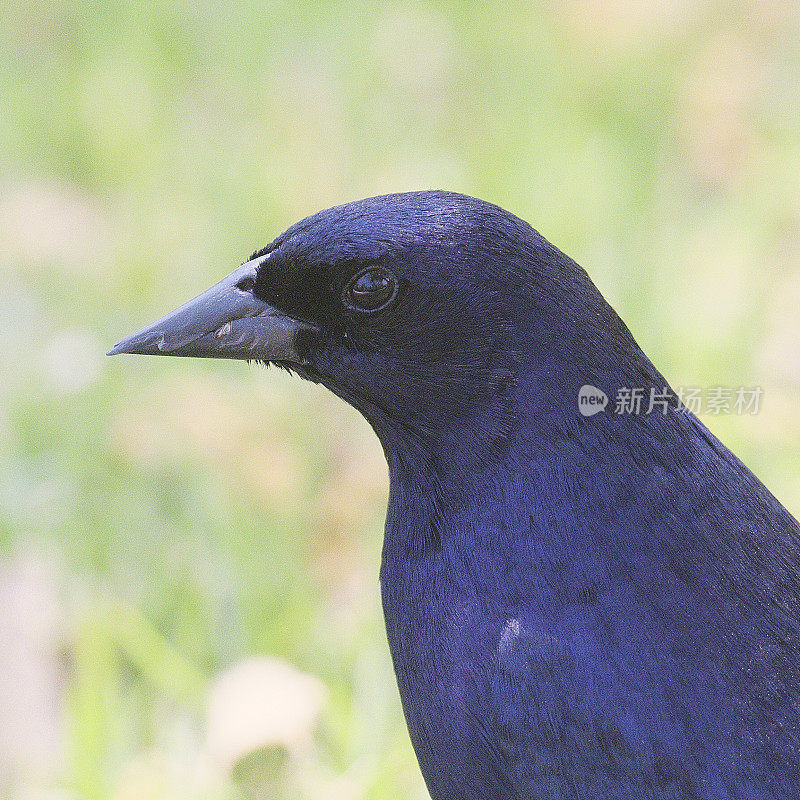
(107, 257, 313, 362)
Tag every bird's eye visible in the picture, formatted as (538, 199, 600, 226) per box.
(342, 267, 399, 313)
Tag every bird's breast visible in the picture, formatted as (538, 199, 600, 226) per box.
(378, 547, 759, 800)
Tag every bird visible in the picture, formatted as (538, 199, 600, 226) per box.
(109, 191, 800, 799)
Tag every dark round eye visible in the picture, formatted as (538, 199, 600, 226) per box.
(342, 267, 398, 313)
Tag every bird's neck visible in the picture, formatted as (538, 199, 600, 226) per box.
(372, 297, 684, 582)
(378, 362, 690, 584)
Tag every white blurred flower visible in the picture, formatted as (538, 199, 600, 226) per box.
(0, 554, 64, 784)
(0, 180, 110, 268)
(41, 328, 103, 395)
(204, 656, 327, 775)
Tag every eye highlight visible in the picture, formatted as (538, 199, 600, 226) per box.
(342, 267, 399, 313)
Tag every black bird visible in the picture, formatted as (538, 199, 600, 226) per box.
(109, 191, 800, 799)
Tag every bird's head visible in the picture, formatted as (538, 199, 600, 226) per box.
(109, 191, 641, 469)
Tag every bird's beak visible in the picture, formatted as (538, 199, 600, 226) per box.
(107, 257, 312, 362)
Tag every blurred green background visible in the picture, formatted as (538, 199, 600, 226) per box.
(2, 1, 799, 798)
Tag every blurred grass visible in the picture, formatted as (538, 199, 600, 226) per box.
(1, 1, 799, 798)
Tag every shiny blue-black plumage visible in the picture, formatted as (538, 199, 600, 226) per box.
(123, 191, 800, 799)
(265, 192, 800, 799)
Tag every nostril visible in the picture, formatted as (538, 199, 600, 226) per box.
(236, 276, 256, 293)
